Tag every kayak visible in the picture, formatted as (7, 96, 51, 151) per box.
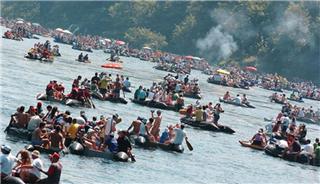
(75, 59, 91, 63)
(219, 97, 255, 108)
(287, 97, 304, 103)
(180, 117, 235, 134)
(4, 126, 32, 141)
(239, 140, 265, 150)
(130, 98, 181, 112)
(129, 135, 184, 153)
(265, 144, 319, 167)
(183, 92, 201, 99)
(296, 117, 319, 125)
(68, 142, 130, 162)
(24, 54, 53, 62)
(101, 63, 123, 69)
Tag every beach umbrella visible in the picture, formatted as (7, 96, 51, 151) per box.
(16, 20, 24, 24)
(55, 28, 64, 32)
(115, 40, 125, 45)
(245, 66, 257, 72)
(32, 23, 41, 27)
(62, 30, 73, 35)
(104, 38, 111, 42)
(185, 55, 194, 60)
(143, 46, 152, 50)
(192, 57, 201, 61)
(216, 69, 230, 75)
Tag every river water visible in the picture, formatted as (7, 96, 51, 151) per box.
(1, 26, 319, 183)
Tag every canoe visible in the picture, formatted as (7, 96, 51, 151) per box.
(5, 126, 32, 141)
(101, 63, 123, 69)
(219, 97, 255, 108)
(24, 55, 53, 62)
(130, 98, 180, 111)
(265, 144, 319, 167)
(287, 97, 304, 103)
(68, 142, 129, 162)
(180, 117, 235, 134)
(129, 135, 184, 153)
(239, 140, 265, 150)
(296, 117, 319, 125)
(183, 92, 201, 99)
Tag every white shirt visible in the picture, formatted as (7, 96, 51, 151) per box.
(303, 144, 314, 155)
(298, 110, 305, 118)
(171, 128, 186, 145)
(281, 117, 290, 126)
(32, 158, 43, 178)
(0, 153, 17, 175)
(27, 115, 42, 131)
(234, 96, 241, 104)
(148, 91, 154, 100)
(75, 117, 86, 125)
(104, 118, 114, 136)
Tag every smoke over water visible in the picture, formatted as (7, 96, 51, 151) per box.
(196, 25, 238, 61)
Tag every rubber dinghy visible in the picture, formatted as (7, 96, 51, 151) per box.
(180, 117, 235, 134)
(24, 54, 53, 62)
(296, 117, 319, 125)
(129, 135, 184, 153)
(265, 143, 320, 167)
(68, 142, 130, 162)
(239, 140, 265, 150)
(36, 93, 92, 108)
(91, 92, 128, 104)
(25, 145, 67, 155)
(219, 97, 255, 108)
(130, 98, 180, 112)
(183, 92, 202, 99)
(4, 125, 32, 141)
(287, 97, 304, 103)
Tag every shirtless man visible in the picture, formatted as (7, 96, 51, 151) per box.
(31, 122, 49, 148)
(10, 106, 29, 128)
(127, 119, 142, 135)
(150, 110, 162, 142)
(49, 126, 64, 150)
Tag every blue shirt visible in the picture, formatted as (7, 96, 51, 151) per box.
(159, 131, 169, 143)
(106, 137, 118, 153)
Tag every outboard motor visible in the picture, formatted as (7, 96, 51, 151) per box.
(69, 142, 84, 155)
(114, 152, 129, 162)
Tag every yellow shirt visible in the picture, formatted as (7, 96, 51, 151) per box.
(68, 123, 79, 139)
(195, 109, 203, 122)
(99, 79, 109, 89)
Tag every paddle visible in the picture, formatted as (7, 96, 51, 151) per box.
(185, 138, 193, 151)
(89, 97, 96, 109)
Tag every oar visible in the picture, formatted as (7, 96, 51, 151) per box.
(185, 138, 193, 151)
(89, 97, 96, 109)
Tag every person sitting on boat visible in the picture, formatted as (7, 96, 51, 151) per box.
(223, 91, 231, 100)
(233, 94, 242, 105)
(0, 145, 18, 178)
(83, 54, 89, 62)
(78, 52, 83, 62)
(280, 94, 286, 103)
(297, 124, 307, 143)
(46, 81, 54, 97)
(280, 113, 290, 136)
(300, 139, 314, 158)
(213, 103, 224, 125)
(159, 128, 170, 144)
(10, 106, 29, 129)
(36, 152, 62, 184)
(241, 94, 249, 105)
(195, 106, 203, 122)
(250, 128, 267, 146)
(54, 83, 65, 100)
(290, 92, 296, 100)
(104, 133, 118, 153)
(123, 77, 131, 90)
(112, 78, 122, 98)
(170, 125, 187, 146)
(271, 92, 278, 101)
(48, 125, 64, 151)
(284, 138, 301, 161)
(137, 88, 147, 101)
(83, 128, 100, 150)
(12, 149, 38, 183)
(117, 130, 135, 161)
(186, 104, 193, 118)
(110, 50, 116, 61)
(175, 95, 185, 110)
(127, 119, 143, 135)
(150, 110, 162, 142)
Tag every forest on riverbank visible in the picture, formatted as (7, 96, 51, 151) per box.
(1, 1, 319, 82)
